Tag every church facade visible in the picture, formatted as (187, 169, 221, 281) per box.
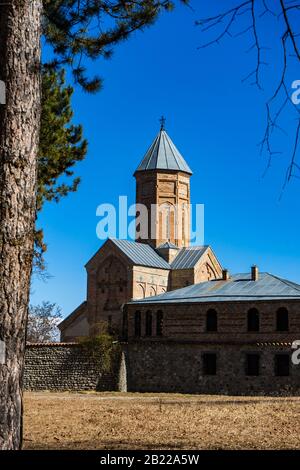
(58, 124, 300, 395)
(59, 125, 223, 341)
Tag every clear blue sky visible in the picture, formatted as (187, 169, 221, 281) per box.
(31, 1, 300, 318)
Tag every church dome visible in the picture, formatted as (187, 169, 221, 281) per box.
(134, 126, 192, 175)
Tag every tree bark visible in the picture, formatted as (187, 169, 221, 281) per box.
(0, 1, 42, 450)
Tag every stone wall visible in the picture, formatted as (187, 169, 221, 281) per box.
(24, 339, 300, 395)
(124, 299, 300, 395)
(125, 341, 300, 395)
(24, 343, 119, 392)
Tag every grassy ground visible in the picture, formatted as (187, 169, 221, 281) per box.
(23, 392, 300, 450)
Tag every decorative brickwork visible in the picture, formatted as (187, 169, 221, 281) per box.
(135, 170, 191, 248)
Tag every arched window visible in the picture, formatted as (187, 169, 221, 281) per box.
(149, 286, 156, 297)
(182, 204, 186, 244)
(206, 309, 217, 332)
(145, 310, 152, 336)
(136, 284, 145, 299)
(159, 203, 174, 242)
(247, 308, 260, 332)
(134, 311, 141, 337)
(276, 307, 289, 331)
(165, 206, 170, 240)
(156, 310, 163, 336)
(181, 203, 189, 245)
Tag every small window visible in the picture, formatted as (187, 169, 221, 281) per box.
(203, 353, 217, 375)
(247, 308, 260, 332)
(145, 311, 152, 336)
(245, 353, 260, 376)
(206, 309, 217, 332)
(134, 311, 141, 337)
(156, 310, 163, 336)
(276, 308, 289, 332)
(275, 354, 290, 376)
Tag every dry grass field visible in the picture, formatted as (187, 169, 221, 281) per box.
(23, 392, 300, 450)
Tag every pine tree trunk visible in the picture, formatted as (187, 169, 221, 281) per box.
(0, 1, 42, 450)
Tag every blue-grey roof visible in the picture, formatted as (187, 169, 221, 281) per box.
(170, 246, 209, 269)
(129, 273, 300, 304)
(157, 242, 179, 250)
(111, 240, 210, 270)
(88, 239, 214, 271)
(110, 239, 170, 269)
(135, 129, 192, 175)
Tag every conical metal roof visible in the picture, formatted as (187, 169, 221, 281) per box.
(135, 128, 192, 175)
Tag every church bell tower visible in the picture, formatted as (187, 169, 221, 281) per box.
(134, 119, 192, 249)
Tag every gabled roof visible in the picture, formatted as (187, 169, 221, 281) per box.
(128, 273, 300, 304)
(87, 238, 214, 271)
(110, 239, 170, 269)
(58, 301, 87, 330)
(135, 129, 192, 175)
(170, 246, 209, 269)
(157, 241, 179, 250)
(112, 240, 211, 270)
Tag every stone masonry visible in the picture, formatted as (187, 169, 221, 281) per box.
(123, 297, 300, 395)
(24, 343, 118, 392)
(124, 342, 300, 395)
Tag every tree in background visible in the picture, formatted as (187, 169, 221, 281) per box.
(0, 1, 42, 450)
(27, 302, 62, 343)
(0, 0, 187, 450)
(35, 0, 188, 269)
(34, 68, 88, 273)
(196, 1, 300, 192)
(43, 0, 185, 91)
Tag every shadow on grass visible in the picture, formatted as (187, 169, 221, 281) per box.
(23, 438, 192, 451)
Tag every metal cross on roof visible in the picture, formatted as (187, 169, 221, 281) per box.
(159, 115, 166, 130)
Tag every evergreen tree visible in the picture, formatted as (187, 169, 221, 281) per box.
(37, 0, 190, 268)
(35, 68, 87, 271)
(0, 0, 187, 449)
(43, 0, 184, 91)
(39, 68, 87, 212)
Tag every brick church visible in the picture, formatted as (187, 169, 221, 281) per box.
(59, 123, 300, 395)
(59, 123, 223, 340)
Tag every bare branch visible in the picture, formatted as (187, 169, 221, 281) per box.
(196, 0, 300, 191)
(279, 0, 300, 60)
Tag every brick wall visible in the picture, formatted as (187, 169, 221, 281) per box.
(124, 299, 300, 395)
(24, 343, 119, 392)
(126, 300, 300, 341)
